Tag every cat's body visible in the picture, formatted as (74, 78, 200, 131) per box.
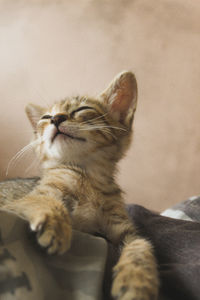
(0, 72, 159, 300)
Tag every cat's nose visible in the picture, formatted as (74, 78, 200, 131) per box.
(51, 114, 68, 127)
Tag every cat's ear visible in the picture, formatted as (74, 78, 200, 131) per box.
(99, 71, 137, 127)
(25, 103, 45, 129)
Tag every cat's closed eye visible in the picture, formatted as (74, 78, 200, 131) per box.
(70, 106, 95, 117)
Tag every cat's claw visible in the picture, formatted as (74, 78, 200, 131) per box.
(30, 210, 72, 255)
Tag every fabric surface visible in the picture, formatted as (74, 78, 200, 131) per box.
(127, 203, 200, 300)
(1, 198, 200, 300)
(0, 212, 107, 300)
(161, 195, 200, 221)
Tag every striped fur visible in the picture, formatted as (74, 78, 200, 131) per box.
(0, 72, 159, 300)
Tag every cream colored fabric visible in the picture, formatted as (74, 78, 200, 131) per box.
(0, 212, 107, 300)
(0, 0, 200, 211)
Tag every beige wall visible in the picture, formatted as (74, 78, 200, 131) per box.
(0, 0, 200, 211)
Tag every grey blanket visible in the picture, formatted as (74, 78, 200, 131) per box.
(127, 201, 200, 300)
(1, 195, 200, 300)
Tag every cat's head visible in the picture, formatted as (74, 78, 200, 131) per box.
(26, 71, 137, 170)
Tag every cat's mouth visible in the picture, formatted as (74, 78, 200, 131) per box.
(51, 129, 86, 143)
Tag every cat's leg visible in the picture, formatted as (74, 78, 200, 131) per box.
(0, 191, 72, 255)
(112, 235, 158, 300)
(99, 203, 159, 300)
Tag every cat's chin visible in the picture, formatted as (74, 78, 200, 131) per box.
(52, 132, 72, 143)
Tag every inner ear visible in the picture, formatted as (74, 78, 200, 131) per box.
(99, 71, 137, 125)
(25, 103, 45, 130)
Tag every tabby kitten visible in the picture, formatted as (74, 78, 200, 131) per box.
(0, 72, 158, 300)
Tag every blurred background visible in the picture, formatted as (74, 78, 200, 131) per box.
(0, 0, 200, 211)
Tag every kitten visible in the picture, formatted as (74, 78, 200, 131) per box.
(0, 72, 159, 300)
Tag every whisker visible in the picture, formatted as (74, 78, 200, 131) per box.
(6, 140, 37, 176)
(58, 121, 107, 129)
(7, 146, 32, 172)
(79, 125, 127, 132)
(10, 145, 34, 169)
(79, 126, 118, 139)
(24, 156, 39, 175)
(100, 128, 117, 140)
(80, 112, 109, 125)
(64, 120, 127, 133)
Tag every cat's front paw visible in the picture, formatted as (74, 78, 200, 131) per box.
(30, 206, 72, 255)
(112, 264, 158, 300)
